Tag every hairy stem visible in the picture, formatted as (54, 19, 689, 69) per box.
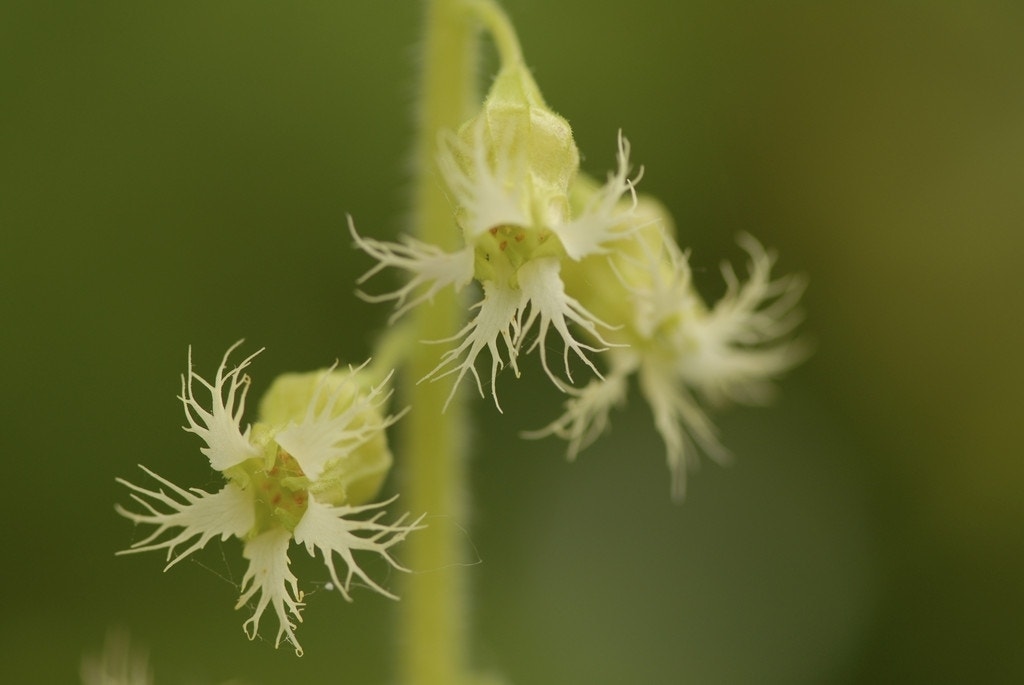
(399, 1, 478, 684)
(465, 0, 522, 66)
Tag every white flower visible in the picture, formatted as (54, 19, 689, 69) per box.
(535, 222, 806, 499)
(675, 233, 806, 406)
(116, 343, 423, 656)
(351, 111, 639, 409)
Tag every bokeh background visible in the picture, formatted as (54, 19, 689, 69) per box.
(3, 1, 1022, 683)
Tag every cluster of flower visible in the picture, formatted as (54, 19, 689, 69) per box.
(115, 22, 802, 658)
(352, 58, 805, 500)
(117, 345, 423, 655)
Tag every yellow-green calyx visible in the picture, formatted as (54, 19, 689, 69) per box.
(473, 224, 562, 286)
(245, 449, 310, 533)
(466, 63, 579, 216)
(219, 365, 399, 536)
(446, 62, 580, 244)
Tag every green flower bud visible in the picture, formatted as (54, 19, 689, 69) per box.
(461, 63, 580, 228)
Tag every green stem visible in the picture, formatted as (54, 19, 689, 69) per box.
(465, 0, 523, 66)
(399, 1, 478, 684)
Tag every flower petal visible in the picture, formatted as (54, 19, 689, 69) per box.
(438, 124, 530, 240)
(420, 281, 524, 411)
(115, 466, 254, 568)
(523, 368, 629, 460)
(349, 216, 475, 323)
(293, 496, 424, 602)
(555, 131, 641, 260)
(518, 257, 614, 388)
(180, 342, 262, 471)
(274, 363, 401, 483)
(638, 359, 730, 501)
(677, 234, 808, 405)
(236, 528, 305, 656)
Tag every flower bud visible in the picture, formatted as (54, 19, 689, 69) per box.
(452, 62, 579, 235)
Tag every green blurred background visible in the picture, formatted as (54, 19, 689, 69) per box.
(3, 1, 1022, 683)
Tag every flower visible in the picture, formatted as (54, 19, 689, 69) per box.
(350, 61, 641, 410)
(532, 192, 807, 499)
(116, 342, 423, 655)
(350, 10, 805, 500)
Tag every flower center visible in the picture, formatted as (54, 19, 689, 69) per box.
(473, 224, 560, 287)
(249, 449, 310, 533)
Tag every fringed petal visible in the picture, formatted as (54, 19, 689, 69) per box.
(438, 124, 530, 241)
(420, 281, 524, 411)
(349, 216, 475, 323)
(518, 257, 617, 389)
(275, 363, 402, 483)
(678, 233, 808, 405)
(115, 466, 254, 568)
(293, 496, 424, 602)
(522, 368, 629, 460)
(180, 342, 262, 472)
(237, 528, 305, 656)
(555, 131, 642, 261)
